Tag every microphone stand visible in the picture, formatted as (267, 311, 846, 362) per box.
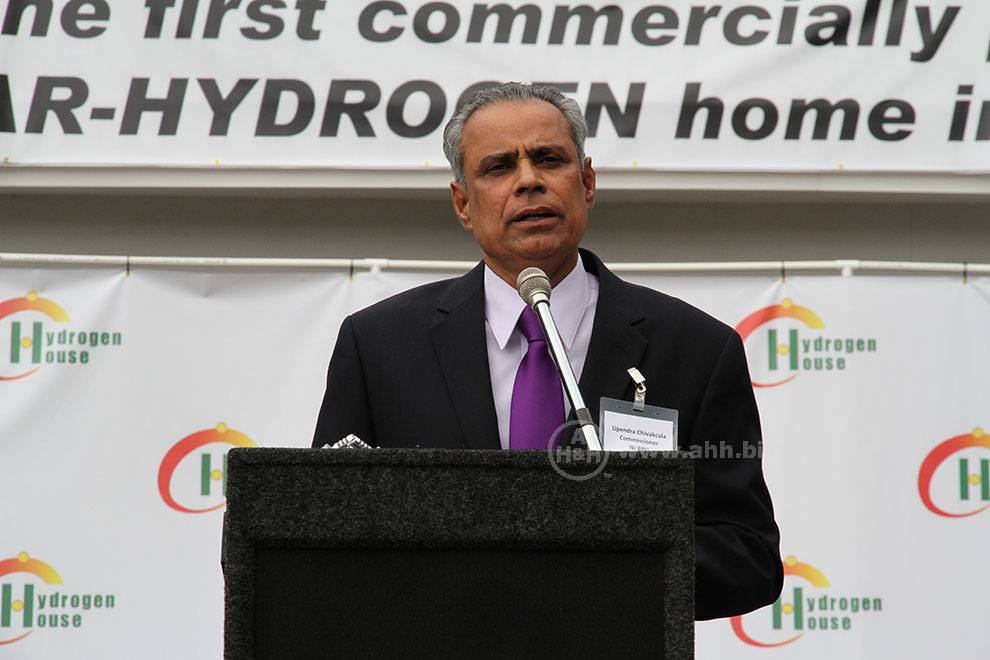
(520, 273, 603, 452)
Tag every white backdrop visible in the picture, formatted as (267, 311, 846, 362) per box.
(1, 264, 988, 658)
(2, 1, 988, 171)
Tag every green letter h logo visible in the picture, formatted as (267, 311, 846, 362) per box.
(1, 583, 34, 628)
(9, 322, 42, 364)
(959, 458, 990, 501)
(200, 452, 228, 497)
(767, 328, 798, 372)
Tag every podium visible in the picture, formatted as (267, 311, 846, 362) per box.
(222, 447, 694, 659)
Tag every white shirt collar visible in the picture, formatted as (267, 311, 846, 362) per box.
(484, 258, 592, 350)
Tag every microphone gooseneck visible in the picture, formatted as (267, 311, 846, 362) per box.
(515, 267, 602, 451)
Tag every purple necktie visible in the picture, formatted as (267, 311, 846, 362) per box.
(509, 306, 565, 450)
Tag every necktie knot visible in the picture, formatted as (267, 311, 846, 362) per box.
(517, 306, 545, 343)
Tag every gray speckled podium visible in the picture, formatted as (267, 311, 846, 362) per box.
(222, 447, 693, 659)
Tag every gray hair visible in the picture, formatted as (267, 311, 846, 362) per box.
(442, 82, 588, 186)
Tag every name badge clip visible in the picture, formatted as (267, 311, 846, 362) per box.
(627, 367, 647, 411)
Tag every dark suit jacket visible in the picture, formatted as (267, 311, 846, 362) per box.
(313, 249, 783, 620)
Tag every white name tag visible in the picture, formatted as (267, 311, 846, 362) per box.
(599, 397, 678, 452)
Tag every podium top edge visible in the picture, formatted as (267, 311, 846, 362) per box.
(227, 446, 693, 470)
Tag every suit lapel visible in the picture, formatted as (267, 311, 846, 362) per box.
(578, 250, 648, 423)
(429, 262, 501, 450)
(427, 251, 648, 448)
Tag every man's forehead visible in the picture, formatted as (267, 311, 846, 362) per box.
(461, 100, 575, 160)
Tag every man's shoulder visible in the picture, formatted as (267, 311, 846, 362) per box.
(583, 249, 733, 346)
(609, 274, 735, 346)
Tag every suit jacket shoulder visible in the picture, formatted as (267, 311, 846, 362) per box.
(596, 260, 734, 343)
(314, 262, 497, 450)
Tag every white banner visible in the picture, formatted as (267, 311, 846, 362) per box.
(1, 264, 988, 659)
(1, 1, 988, 171)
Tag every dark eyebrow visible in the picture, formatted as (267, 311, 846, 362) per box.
(529, 144, 570, 158)
(475, 144, 572, 174)
(476, 152, 516, 173)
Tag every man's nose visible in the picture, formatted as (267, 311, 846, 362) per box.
(515, 159, 545, 195)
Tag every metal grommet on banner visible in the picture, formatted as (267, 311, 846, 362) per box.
(627, 367, 647, 412)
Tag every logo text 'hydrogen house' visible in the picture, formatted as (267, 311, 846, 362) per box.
(735, 299, 878, 388)
(731, 555, 882, 648)
(0, 552, 115, 646)
(1, 292, 123, 381)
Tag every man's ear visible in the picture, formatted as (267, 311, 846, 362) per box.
(450, 181, 472, 230)
(582, 156, 596, 210)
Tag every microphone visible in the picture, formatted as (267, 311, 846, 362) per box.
(516, 267, 602, 451)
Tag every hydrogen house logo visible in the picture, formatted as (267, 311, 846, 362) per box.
(158, 423, 256, 514)
(735, 298, 877, 387)
(0, 551, 115, 646)
(0, 291, 123, 381)
(919, 427, 990, 518)
(731, 555, 882, 648)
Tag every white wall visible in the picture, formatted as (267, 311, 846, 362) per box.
(2, 192, 988, 264)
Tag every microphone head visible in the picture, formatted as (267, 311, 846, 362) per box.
(516, 267, 552, 307)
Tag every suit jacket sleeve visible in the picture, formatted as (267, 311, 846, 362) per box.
(692, 330, 784, 620)
(312, 315, 377, 448)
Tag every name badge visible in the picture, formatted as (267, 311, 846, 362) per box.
(598, 368, 677, 452)
(599, 398, 677, 452)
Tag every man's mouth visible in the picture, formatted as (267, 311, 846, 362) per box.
(513, 206, 559, 222)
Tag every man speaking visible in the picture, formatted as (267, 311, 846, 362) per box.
(313, 82, 783, 620)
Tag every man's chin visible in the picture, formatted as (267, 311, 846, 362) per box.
(509, 246, 580, 277)
(514, 244, 573, 265)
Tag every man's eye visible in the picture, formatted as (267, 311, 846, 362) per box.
(486, 163, 510, 173)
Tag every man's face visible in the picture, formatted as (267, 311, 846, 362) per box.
(450, 100, 596, 285)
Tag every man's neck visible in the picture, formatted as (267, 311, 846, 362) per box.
(484, 251, 580, 289)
